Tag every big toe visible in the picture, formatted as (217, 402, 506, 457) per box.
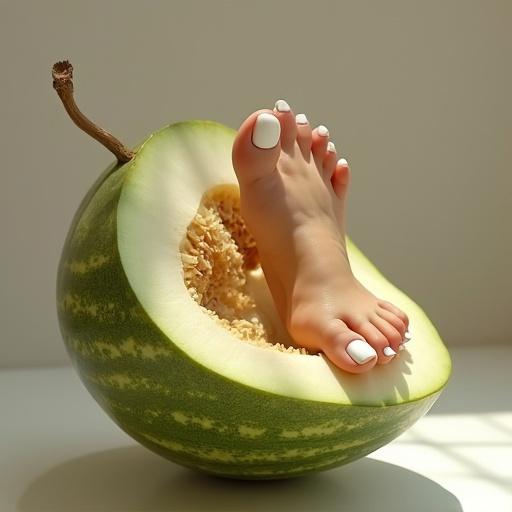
(321, 319, 378, 374)
(232, 109, 282, 186)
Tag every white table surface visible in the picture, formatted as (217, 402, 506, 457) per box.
(2, 344, 511, 512)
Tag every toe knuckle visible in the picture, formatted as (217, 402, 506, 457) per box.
(375, 334, 388, 346)
(389, 331, 403, 346)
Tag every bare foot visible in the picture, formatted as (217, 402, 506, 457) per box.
(232, 100, 411, 374)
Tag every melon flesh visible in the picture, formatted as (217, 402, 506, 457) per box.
(57, 120, 451, 480)
(118, 120, 450, 405)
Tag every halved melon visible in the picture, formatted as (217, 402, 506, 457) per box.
(57, 120, 451, 480)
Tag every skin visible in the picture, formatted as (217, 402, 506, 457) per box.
(231, 104, 409, 374)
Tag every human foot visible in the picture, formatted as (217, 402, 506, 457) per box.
(232, 100, 410, 374)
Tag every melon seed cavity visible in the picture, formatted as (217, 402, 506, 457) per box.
(180, 185, 310, 355)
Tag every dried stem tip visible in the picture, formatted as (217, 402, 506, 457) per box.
(51, 60, 134, 163)
(52, 60, 74, 92)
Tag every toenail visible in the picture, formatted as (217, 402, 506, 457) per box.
(403, 330, 412, 343)
(337, 157, 348, 166)
(398, 344, 406, 351)
(296, 113, 308, 124)
(317, 125, 329, 137)
(274, 99, 291, 112)
(252, 113, 281, 149)
(327, 141, 336, 152)
(383, 346, 397, 357)
(346, 339, 377, 365)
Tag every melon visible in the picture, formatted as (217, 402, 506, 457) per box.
(53, 62, 451, 481)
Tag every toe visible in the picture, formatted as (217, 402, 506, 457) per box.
(370, 314, 403, 352)
(321, 319, 378, 374)
(295, 113, 312, 159)
(273, 99, 297, 153)
(378, 300, 410, 330)
(353, 320, 394, 365)
(232, 109, 282, 186)
(331, 158, 350, 199)
(376, 307, 406, 340)
(322, 141, 337, 180)
(311, 125, 330, 169)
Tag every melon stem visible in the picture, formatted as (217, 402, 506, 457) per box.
(51, 60, 134, 163)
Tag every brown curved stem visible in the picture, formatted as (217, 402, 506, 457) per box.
(52, 60, 134, 163)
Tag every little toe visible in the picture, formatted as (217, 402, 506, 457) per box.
(370, 314, 403, 352)
(331, 158, 350, 199)
(273, 99, 297, 153)
(322, 141, 337, 180)
(311, 125, 330, 169)
(295, 113, 312, 159)
(376, 308, 406, 340)
(321, 319, 378, 374)
(232, 109, 282, 186)
(353, 321, 393, 364)
(378, 300, 410, 330)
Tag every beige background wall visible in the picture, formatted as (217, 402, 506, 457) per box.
(1, 0, 511, 367)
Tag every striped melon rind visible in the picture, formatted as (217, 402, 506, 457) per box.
(57, 120, 451, 480)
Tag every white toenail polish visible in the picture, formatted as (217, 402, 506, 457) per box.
(398, 344, 405, 351)
(252, 113, 281, 149)
(296, 113, 308, 124)
(317, 125, 329, 136)
(274, 99, 291, 112)
(347, 339, 377, 365)
(383, 346, 397, 357)
(327, 141, 336, 152)
(403, 330, 412, 343)
(338, 158, 348, 166)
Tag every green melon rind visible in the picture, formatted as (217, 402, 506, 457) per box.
(57, 120, 449, 480)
